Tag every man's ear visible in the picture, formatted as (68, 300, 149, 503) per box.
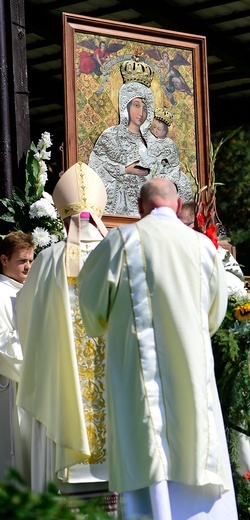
(176, 197, 183, 217)
(0, 254, 7, 266)
(137, 197, 144, 218)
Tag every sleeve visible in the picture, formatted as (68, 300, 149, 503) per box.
(89, 128, 126, 174)
(208, 249, 229, 337)
(217, 246, 246, 296)
(16, 243, 90, 466)
(0, 288, 23, 382)
(78, 228, 122, 337)
(15, 252, 46, 354)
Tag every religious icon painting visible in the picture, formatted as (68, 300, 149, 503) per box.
(63, 14, 210, 225)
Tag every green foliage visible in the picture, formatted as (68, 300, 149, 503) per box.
(212, 289, 250, 516)
(211, 124, 250, 274)
(25, 141, 44, 200)
(212, 293, 250, 433)
(1, 138, 48, 227)
(227, 432, 250, 519)
(0, 469, 111, 519)
(0, 132, 65, 254)
(209, 127, 242, 175)
(0, 187, 31, 230)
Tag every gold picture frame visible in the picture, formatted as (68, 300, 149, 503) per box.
(63, 13, 210, 227)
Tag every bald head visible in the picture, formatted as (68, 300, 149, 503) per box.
(138, 178, 182, 218)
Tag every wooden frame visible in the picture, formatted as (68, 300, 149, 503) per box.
(62, 13, 211, 227)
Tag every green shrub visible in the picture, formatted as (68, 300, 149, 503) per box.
(0, 469, 111, 519)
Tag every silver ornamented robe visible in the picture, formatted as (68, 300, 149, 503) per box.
(145, 130, 194, 202)
(88, 81, 155, 216)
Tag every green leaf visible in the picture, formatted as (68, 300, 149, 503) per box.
(0, 198, 14, 209)
(25, 144, 41, 200)
(12, 186, 25, 198)
(0, 213, 16, 223)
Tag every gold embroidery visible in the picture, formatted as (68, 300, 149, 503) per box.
(71, 279, 106, 464)
(67, 277, 76, 285)
(61, 202, 82, 218)
(98, 315, 108, 329)
(68, 245, 80, 260)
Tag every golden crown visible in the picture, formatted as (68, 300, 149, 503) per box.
(154, 107, 173, 127)
(120, 56, 154, 88)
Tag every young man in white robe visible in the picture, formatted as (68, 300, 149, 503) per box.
(78, 178, 238, 520)
(0, 231, 34, 482)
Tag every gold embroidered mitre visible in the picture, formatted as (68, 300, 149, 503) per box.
(53, 162, 107, 234)
(52, 162, 107, 277)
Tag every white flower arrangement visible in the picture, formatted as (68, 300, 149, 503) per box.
(0, 131, 66, 254)
(29, 193, 58, 220)
(32, 227, 52, 248)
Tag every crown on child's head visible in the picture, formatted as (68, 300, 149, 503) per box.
(154, 107, 173, 127)
(120, 56, 154, 88)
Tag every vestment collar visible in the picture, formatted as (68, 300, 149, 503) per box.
(150, 206, 177, 219)
(0, 274, 23, 289)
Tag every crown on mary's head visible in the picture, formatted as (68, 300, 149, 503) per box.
(154, 107, 173, 127)
(120, 56, 154, 88)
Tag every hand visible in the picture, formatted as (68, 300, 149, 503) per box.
(125, 162, 150, 176)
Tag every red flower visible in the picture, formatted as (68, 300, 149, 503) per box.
(244, 471, 250, 480)
(197, 213, 205, 228)
(205, 225, 219, 249)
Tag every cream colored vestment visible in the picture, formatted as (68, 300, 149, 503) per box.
(78, 208, 232, 496)
(0, 275, 26, 480)
(16, 224, 108, 492)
